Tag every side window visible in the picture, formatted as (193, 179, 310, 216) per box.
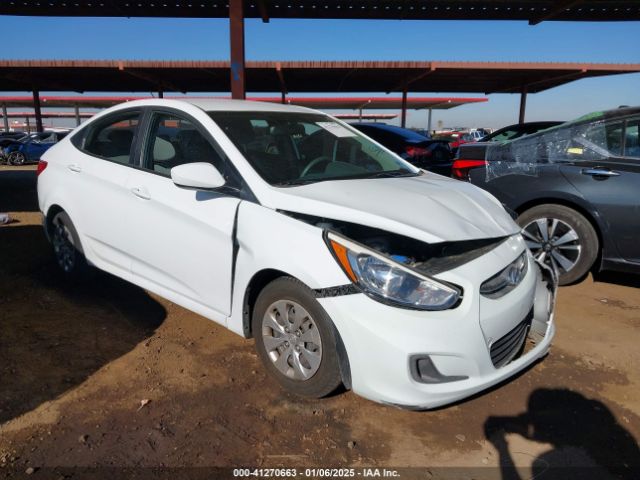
(144, 112, 226, 177)
(624, 117, 640, 158)
(604, 121, 623, 156)
(82, 111, 140, 165)
(564, 120, 622, 161)
(39, 133, 56, 144)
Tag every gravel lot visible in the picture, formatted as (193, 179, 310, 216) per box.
(1, 165, 638, 479)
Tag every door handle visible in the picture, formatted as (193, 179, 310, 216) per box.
(130, 187, 151, 200)
(67, 164, 82, 173)
(581, 168, 620, 177)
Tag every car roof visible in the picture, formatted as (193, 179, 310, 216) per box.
(567, 106, 640, 126)
(498, 121, 562, 129)
(110, 98, 318, 114)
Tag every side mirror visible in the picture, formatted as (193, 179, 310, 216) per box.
(171, 162, 225, 190)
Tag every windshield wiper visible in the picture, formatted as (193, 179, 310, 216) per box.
(366, 170, 421, 179)
(272, 178, 319, 187)
(272, 170, 420, 187)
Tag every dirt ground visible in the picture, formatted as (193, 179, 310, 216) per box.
(1, 165, 639, 479)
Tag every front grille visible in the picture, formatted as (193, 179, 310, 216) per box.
(490, 309, 533, 368)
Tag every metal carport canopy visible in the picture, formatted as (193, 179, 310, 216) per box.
(2, 1, 639, 23)
(1, 60, 637, 94)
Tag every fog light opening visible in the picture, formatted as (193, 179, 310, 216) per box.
(409, 355, 468, 384)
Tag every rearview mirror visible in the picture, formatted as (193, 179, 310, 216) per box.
(171, 162, 225, 190)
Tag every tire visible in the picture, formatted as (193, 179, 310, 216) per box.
(517, 204, 598, 286)
(252, 277, 343, 398)
(432, 147, 451, 162)
(8, 151, 26, 166)
(50, 211, 90, 280)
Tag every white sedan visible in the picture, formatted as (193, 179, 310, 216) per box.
(37, 99, 556, 409)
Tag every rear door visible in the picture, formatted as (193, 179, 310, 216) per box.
(559, 115, 640, 264)
(66, 109, 142, 276)
(123, 109, 241, 318)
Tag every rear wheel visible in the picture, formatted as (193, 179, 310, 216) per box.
(518, 204, 598, 285)
(8, 151, 26, 166)
(252, 277, 343, 398)
(432, 147, 451, 162)
(50, 211, 90, 280)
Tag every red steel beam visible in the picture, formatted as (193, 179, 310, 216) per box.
(229, 0, 246, 100)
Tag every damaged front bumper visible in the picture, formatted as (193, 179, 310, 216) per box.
(317, 254, 557, 410)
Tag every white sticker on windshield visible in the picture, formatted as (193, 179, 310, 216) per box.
(316, 122, 356, 138)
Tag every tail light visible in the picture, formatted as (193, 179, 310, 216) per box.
(451, 159, 487, 181)
(36, 160, 48, 176)
(405, 146, 431, 157)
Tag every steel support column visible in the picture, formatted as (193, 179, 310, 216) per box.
(33, 89, 43, 132)
(74, 103, 81, 126)
(427, 108, 433, 132)
(519, 87, 528, 124)
(401, 88, 408, 128)
(26, 116, 31, 133)
(229, 0, 246, 100)
(2, 103, 8, 132)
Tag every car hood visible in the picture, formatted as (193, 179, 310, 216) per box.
(263, 173, 520, 244)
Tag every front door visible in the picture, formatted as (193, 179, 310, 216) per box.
(124, 110, 241, 318)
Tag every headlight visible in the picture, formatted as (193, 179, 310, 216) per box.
(480, 250, 528, 299)
(325, 231, 461, 310)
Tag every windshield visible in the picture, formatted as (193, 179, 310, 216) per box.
(208, 112, 419, 186)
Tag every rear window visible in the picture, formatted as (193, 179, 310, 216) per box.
(79, 111, 140, 165)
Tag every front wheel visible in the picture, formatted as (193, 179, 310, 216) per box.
(8, 151, 26, 166)
(518, 204, 598, 285)
(252, 277, 343, 398)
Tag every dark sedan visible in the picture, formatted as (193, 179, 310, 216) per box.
(351, 123, 453, 176)
(452, 106, 640, 285)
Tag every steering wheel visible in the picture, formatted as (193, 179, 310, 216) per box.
(300, 155, 331, 177)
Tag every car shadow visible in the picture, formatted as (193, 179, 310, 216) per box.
(0, 168, 39, 213)
(0, 224, 166, 424)
(592, 270, 640, 289)
(484, 388, 640, 479)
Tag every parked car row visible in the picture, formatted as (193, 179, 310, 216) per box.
(1, 131, 69, 165)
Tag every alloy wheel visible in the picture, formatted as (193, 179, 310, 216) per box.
(8, 151, 26, 165)
(52, 220, 77, 273)
(261, 300, 322, 381)
(522, 217, 581, 277)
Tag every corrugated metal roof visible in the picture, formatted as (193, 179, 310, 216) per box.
(1, 60, 638, 94)
(2, 1, 639, 23)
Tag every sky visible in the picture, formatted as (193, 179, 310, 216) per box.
(3, 15, 640, 129)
